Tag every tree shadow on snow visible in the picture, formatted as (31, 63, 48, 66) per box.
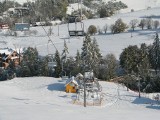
(47, 83, 65, 91)
(132, 97, 160, 110)
(146, 104, 160, 110)
(12, 97, 30, 101)
(140, 15, 160, 19)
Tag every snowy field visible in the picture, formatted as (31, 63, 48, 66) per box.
(0, 1, 160, 120)
(1, 7, 160, 59)
(0, 77, 159, 120)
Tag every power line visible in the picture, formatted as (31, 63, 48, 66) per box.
(25, 0, 58, 52)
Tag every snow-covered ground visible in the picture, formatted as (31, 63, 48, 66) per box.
(1, 7, 160, 59)
(0, 77, 159, 120)
(0, 1, 160, 120)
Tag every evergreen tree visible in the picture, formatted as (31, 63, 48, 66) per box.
(149, 33, 160, 74)
(37, 57, 49, 76)
(91, 38, 102, 66)
(81, 34, 93, 71)
(97, 53, 117, 80)
(21, 47, 39, 76)
(34, 0, 68, 21)
(20, 61, 31, 77)
(139, 43, 150, 77)
(61, 40, 69, 62)
(105, 54, 118, 80)
(73, 50, 82, 75)
(81, 35, 102, 74)
(98, 1, 127, 18)
(75, 50, 81, 67)
(120, 45, 140, 74)
(54, 50, 62, 77)
(90, 38, 102, 76)
(64, 56, 76, 77)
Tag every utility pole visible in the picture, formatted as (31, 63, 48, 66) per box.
(126, 51, 129, 91)
(80, 0, 82, 19)
(19, 47, 21, 65)
(84, 78, 86, 107)
(58, 25, 59, 36)
(137, 64, 141, 98)
(138, 74, 141, 98)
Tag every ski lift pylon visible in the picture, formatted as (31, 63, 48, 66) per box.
(47, 54, 57, 68)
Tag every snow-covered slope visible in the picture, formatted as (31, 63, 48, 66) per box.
(1, 7, 160, 59)
(0, 77, 159, 120)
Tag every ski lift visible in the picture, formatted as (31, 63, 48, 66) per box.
(61, 70, 69, 80)
(47, 54, 57, 68)
(68, 16, 84, 37)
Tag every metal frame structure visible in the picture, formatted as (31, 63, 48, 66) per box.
(68, 17, 85, 37)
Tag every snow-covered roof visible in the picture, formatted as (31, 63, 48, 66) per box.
(76, 73, 84, 80)
(0, 48, 14, 55)
(10, 56, 19, 60)
(65, 76, 78, 86)
(67, 3, 90, 15)
(8, 8, 15, 12)
(84, 72, 94, 79)
(51, 20, 62, 25)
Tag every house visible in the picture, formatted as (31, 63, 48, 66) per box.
(65, 76, 79, 93)
(15, 23, 30, 31)
(0, 48, 22, 68)
(0, 23, 9, 29)
(3, 7, 29, 17)
(149, 69, 160, 77)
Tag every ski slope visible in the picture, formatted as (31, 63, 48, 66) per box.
(0, 1, 160, 120)
(0, 77, 159, 120)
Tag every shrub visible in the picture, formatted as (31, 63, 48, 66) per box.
(88, 25, 97, 35)
(113, 19, 128, 33)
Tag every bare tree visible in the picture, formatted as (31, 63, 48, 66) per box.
(139, 19, 146, 30)
(97, 26, 102, 34)
(146, 18, 153, 29)
(153, 20, 160, 29)
(103, 24, 108, 34)
(110, 24, 115, 34)
(130, 19, 139, 31)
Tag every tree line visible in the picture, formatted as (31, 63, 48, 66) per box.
(0, 34, 118, 81)
(87, 18, 160, 35)
(119, 33, 160, 93)
(1, 33, 160, 93)
(0, 0, 128, 24)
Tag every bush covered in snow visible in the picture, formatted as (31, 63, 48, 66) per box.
(88, 25, 97, 35)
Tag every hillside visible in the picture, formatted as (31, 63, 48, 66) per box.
(0, 77, 159, 120)
(1, 7, 160, 59)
